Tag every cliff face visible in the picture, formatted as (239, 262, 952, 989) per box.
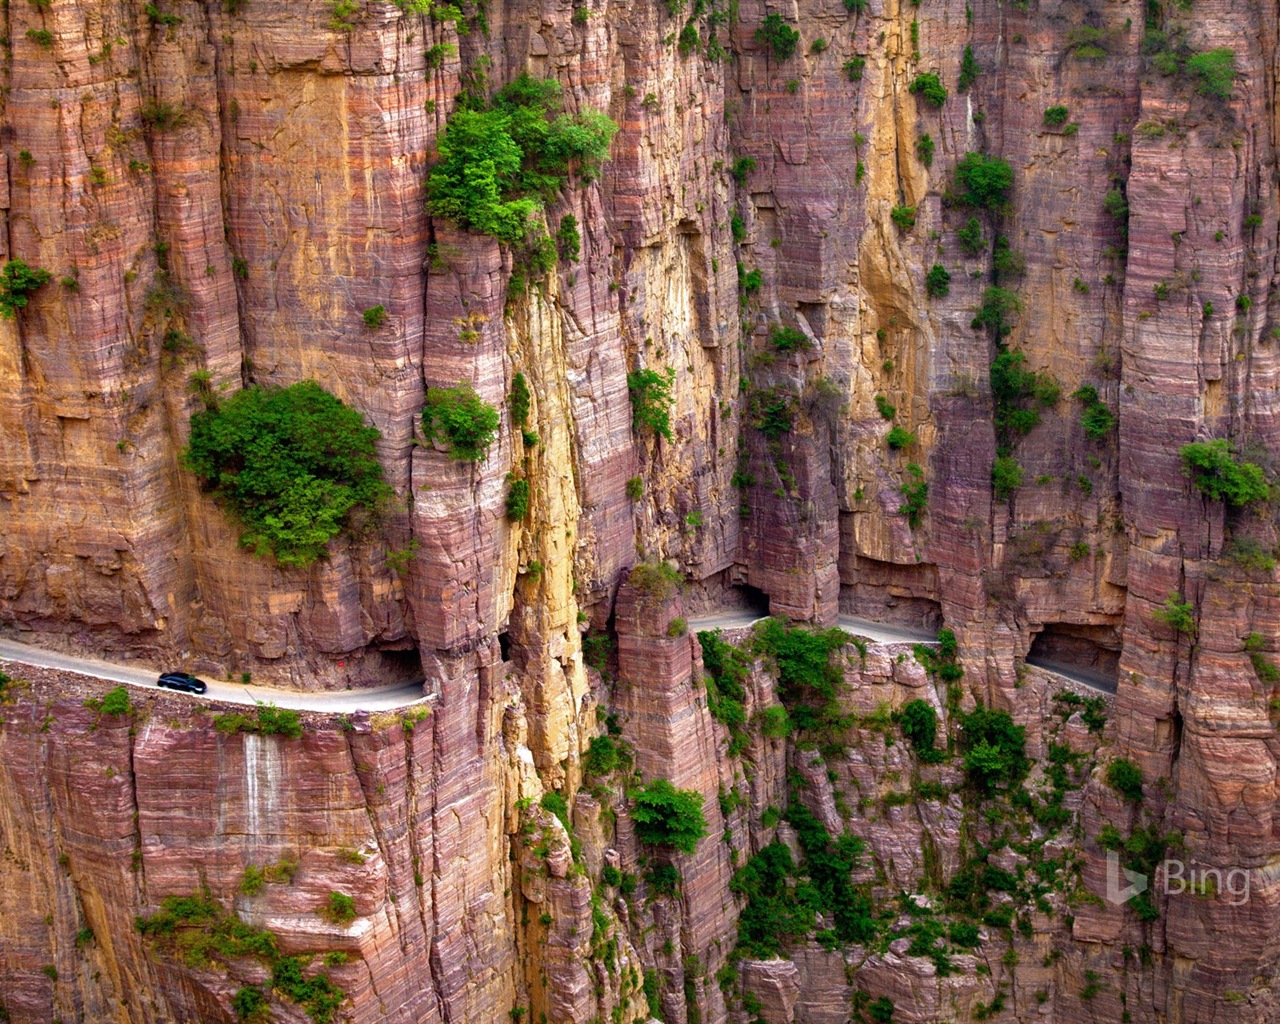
(1, 0, 1279, 1021)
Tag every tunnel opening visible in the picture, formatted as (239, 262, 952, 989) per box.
(732, 583, 771, 618)
(1028, 623, 1121, 688)
(498, 631, 511, 662)
(371, 646, 423, 685)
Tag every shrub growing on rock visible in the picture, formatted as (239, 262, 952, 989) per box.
(755, 13, 800, 60)
(627, 367, 676, 441)
(184, 381, 392, 567)
(422, 383, 500, 462)
(959, 707, 1028, 794)
(1180, 439, 1270, 505)
(925, 263, 950, 298)
(951, 152, 1014, 210)
(426, 74, 617, 244)
(1106, 757, 1143, 800)
(909, 71, 948, 107)
(630, 779, 708, 853)
(0, 258, 52, 317)
(898, 699, 941, 759)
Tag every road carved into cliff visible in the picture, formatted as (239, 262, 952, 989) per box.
(0, 637, 429, 712)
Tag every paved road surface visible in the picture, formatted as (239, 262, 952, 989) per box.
(1025, 656, 1118, 695)
(0, 637, 429, 713)
(685, 611, 936, 645)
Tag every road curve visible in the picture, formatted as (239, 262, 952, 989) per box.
(1025, 656, 1118, 695)
(0, 637, 430, 713)
(685, 611, 937, 646)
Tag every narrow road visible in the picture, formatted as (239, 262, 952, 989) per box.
(685, 611, 936, 646)
(0, 637, 430, 713)
(1025, 656, 1118, 695)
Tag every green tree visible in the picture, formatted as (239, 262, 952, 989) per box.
(631, 779, 708, 853)
(1106, 758, 1143, 800)
(1180, 439, 1270, 505)
(422, 384, 500, 461)
(957, 45, 980, 91)
(952, 152, 1014, 209)
(628, 367, 676, 441)
(925, 263, 950, 298)
(755, 13, 800, 60)
(0, 258, 52, 317)
(909, 72, 947, 107)
(184, 381, 391, 567)
(426, 75, 617, 244)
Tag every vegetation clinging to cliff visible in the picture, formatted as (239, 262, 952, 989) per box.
(630, 779, 708, 853)
(422, 383, 501, 461)
(1180, 439, 1270, 505)
(184, 381, 392, 567)
(0, 258, 52, 317)
(426, 74, 616, 245)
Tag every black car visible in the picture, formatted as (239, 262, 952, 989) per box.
(157, 672, 208, 695)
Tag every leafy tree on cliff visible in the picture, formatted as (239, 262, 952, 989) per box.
(1180, 439, 1270, 506)
(0, 258, 52, 317)
(631, 779, 708, 854)
(184, 381, 391, 567)
(426, 74, 617, 245)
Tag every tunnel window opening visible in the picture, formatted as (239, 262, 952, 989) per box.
(373, 647, 422, 685)
(1028, 623, 1121, 690)
(498, 631, 511, 662)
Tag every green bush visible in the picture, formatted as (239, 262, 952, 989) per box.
(1073, 384, 1117, 441)
(426, 74, 617, 243)
(770, 324, 809, 351)
(957, 217, 985, 255)
(232, 987, 267, 1021)
(509, 372, 531, 425)
(184, 381, 391, 566)
(869, 995, 896, 1023)
(625, 475, 643, 500)
(844, 56, 867, 81)
(972, 287, 1022, 339)
(627, 367, 676, 441)
(320, 892, 356, 925)
(0, 259, 52, 317)
(1043, 105, 1069, 127)
(750, 386, 794, 438)
(631, 779, 708, 853)
(584, 734, 629, 776)
(899, 463, 928, 528)
(1180, 440, 1270, 505)
(755, 13, 800, 60)
(730, 156, 757, 185)
(556, 214, 581, 261)
(887, 426, 916, 450)
(959, 707, 1027, 794)
(890, 205, 917, 230)
(757, 705, 792, 738)
(952, 152, 1014, 210)
(925, 263, 950, 298)
(909, 71, 947, 107)
(505, 477, 530, 519)
(989, 347, 1057, 450)
(898, 699, 938, 758)
(875, 394, 896, 420)
(916, 132, 935, 167)
(958, 44, 980, 91)
(751, 619, 849, 729)
(1186, 48, 1236, 99)
(992, 455, 1022, 501)
(699, 629, 752, 741)
(1106, 758, 1143, 800)
(100, 686, 133, 716)
(1153, 592, 1196, 636)
(422, 384, 500, 461)
(629, 561, 684, 599)
(256, 705, 303, 739)
(361, 304, 386, 329)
